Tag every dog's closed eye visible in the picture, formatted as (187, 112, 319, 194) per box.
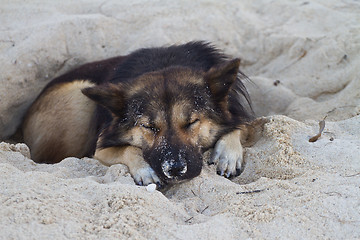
(141, 123, 160, 133)
(184, 119, 200, 129)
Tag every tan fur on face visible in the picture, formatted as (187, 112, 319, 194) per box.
(197, 116, 221, 147)
(170, 103, 221, 148)
(180, 116, 220, 147)
(23, 80, 96, 163)
(171, 102, 193, 126)
(122, 111, 167, 148)
(122, 126, 150, 148)
(120, 99, 222, 151)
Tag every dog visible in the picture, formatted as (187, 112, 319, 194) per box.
(23, 41, 253, 187)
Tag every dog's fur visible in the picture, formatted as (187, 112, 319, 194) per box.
(23, 42, 253, 186)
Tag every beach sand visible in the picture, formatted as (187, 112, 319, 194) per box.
(1, 1, 359, 239)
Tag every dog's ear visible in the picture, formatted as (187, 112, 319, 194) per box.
(205, 58, 240, 100)
(81, 84, 124, 114)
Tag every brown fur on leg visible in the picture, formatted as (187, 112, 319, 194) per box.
(23, 80, 97, 163)
(94, 146, 161, 185)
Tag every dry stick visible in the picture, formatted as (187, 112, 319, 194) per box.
(200, 206, 209, 214)
(309, 116, 327, 142)
(236, 189, 266, 195)
(344, 172, 360, 177)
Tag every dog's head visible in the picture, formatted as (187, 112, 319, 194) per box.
(82, 59, 250, 183)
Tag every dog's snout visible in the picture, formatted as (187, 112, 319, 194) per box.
(161, 160, 187, 179)
(146, 138, 202, 182)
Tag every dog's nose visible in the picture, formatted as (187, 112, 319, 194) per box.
(162, 160, 187, 179)
(168, 162, 187, 176)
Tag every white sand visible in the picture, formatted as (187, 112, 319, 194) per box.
(1, 1, 359, 239)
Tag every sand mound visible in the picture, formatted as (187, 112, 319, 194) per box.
(1, 115, 359, 239)
(1, 1, 359, 239)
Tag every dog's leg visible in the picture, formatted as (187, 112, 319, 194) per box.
(208, 129, 244, 178)
(94, 146, 161, 186)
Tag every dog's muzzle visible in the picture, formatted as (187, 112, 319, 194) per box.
(161, 159, 187, 179)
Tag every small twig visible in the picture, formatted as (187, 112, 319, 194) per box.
(191, 189, 197, 196)
(236, 189, 265, 195)
(325, 192, 342, 197)
(185, 217, 194, 223)
(299, 50, 307, 59)
(343, 172, 360, 177)
(200, 206, 209, 214)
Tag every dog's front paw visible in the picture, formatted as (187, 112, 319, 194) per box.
(208, 130, 244, 178)
(132, 164, 162, 187)
(94, 146, 163, 187)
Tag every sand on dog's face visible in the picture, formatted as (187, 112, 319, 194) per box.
(1, 0, 360, 239)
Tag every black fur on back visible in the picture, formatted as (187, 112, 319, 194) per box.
(110, 42, 226, 83)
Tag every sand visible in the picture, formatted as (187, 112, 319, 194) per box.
(1, 1, 359, 239)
